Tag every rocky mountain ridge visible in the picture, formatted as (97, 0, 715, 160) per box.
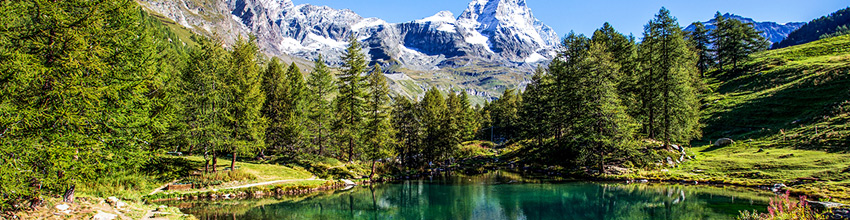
(684, 13, 804, 44)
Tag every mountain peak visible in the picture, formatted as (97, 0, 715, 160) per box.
(418, 11, 456, 23)
(457, 0, 558, 62)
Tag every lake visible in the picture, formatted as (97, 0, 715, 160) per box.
(163, 171, 774, 220)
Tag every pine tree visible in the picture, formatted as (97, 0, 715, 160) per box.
(335, 36, 367, 162)
(457, 91, 478, 141)
(363, 64, 393, 179)
(225, 36, 267, 170)
(549, 32, 591, 147)
(638, 8, 702, 148)
(711, 12, 770, 74)
(306, 55, 336, 156)
(261, 58, 289, 157)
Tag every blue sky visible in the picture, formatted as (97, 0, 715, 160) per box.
(292, 0, 849, 37)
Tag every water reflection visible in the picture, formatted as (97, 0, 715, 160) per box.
(165, 171, 771, 220)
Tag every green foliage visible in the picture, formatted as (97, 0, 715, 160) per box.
(261, 58, 289, 153)
(363, 65, 393, 161)
(183, 170, 257, 189)
(687, 22, 713, 75)
(0, 0, 184, 207)
(225, 37, 267, 168)
(305, 55, 336, 157)
(391, 96, 422, 168)
(711, 12, 771, 73)
(776, 7, 850, 49)
(335, 36, 367, 162)
(638, 8, 702, 146)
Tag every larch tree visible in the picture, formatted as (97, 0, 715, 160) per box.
(520, 65, 552, 147)
(687, 22, 712, 75)
(261, 58, 289, 157)
(391, 96, 421, 169)
(638, 8, 701, 148)
(335, 36, 367, 162)
(225, 37, 267, 171)
(306, 55, 336, 156)
(283, 62, 307, 154)
(363, 64, 394, 179)
(0, 0, 165, 204)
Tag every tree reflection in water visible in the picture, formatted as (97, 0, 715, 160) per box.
(163, 171, 771, 220)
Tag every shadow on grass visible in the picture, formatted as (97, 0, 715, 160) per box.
(702, 66, 850, 152)
(142, 156, 203, 182)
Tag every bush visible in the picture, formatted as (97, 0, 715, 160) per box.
(183, 170, 256, 189)
(737, 191, 827, 220)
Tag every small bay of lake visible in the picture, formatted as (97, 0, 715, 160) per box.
(160, 171, 773, 220)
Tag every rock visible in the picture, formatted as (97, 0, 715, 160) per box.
(55, 204, 70, 211)
(341, 179, 356, 186)
(715, 138, 734, 147)
(638, 179, 649, 183)
(807, 200, 845, 210)
(157, 205, 167, 212)
(666, 157, 676, 166)
(92, 211, 117, 220)
(757, 148, 764, 153)
(115, 201, 126, 209)
(106, 197, 119, 204)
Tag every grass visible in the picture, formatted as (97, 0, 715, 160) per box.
(627, 35, 850, 203)
(181, 155, 314, 183)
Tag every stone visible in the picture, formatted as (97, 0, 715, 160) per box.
(92, 211, 117, 220)
(55, 204, 70, 211)
(666, 157, 676, 166)
(341, 179, 356, 186)
(106, 196, 119, 204)
(715, 138, 734, 147)
(807, 200, 844, 210)
(115, 201, 127, 209)
(157, 205, 167, 212)
(757, 148, 764, 153)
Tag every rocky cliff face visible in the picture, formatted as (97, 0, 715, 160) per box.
(684, 13, 804, 44)
(139, 0, 558, 69)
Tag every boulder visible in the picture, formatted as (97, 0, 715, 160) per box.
(714, 138, 734, 147)
(55, 204, 70, 211)
(92, 211, 117, 220)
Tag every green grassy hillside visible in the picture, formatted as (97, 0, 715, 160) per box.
(655, 35, 850, 202)
(701, 34, 850, 151)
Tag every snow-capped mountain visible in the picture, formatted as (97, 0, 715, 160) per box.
(139, 0, 558, 69)
(684, 13, 805, 44)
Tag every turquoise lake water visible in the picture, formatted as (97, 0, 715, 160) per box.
(167, 171, 773, 220)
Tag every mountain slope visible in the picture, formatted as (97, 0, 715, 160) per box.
(138, 0, 556, 101)
(774, 7, 850, 49)
(685, 13, 804, 44)
(700, 35, 850, 151)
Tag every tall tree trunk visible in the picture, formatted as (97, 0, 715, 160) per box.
(369, 160, 376, 180)
(348, 138, 354, 163)
(62, 185, 75, 203)
(212, 153, 218, 173)
(231, 151, 237, 171)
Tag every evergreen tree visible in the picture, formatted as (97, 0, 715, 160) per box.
(363, 64, 393, 179)
(687, 22, 712, 75)
(638, 8, 701, 147)
(711, 12, 769, 74)
(0, 0, 165, 204)
(458, 91, 478, 141)
(182, 37, 231, 173)
(391, 96, 421, 169)
(306, 55, 336, 156)
(335, 36, 367, 162)
(576, 42, 635, 173)
(520, 65, 552, 147)
(444, 91, 464, 159)
(261, 58, 289, 157)
(420, 88, 447, 163)
(549, 32, 591, 146)
(225, 37, 267, 170)
(283, 62, 307, 153)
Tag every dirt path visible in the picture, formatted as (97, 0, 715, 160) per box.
(148, 179, 180, 196)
